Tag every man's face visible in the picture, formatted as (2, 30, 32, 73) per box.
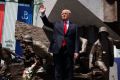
(61, 10, 71, 20)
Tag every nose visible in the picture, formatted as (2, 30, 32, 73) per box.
(62, 14, 66, 17)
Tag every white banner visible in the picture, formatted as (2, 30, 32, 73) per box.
(2, 2, 18, 52)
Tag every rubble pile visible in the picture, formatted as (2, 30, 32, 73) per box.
(15, 21, 50, 47)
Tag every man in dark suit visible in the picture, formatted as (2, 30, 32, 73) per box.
(40, 5, 79, 80)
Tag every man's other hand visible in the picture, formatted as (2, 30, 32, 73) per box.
(74, 53, 79, 60)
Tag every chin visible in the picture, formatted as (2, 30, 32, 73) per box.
(62, 18, 65, 20)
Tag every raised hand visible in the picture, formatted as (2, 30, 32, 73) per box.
(39, 4, 46, 14)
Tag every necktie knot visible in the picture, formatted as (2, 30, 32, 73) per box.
(64, 21, 67, 24)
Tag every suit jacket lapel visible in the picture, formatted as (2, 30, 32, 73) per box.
(57, 21, 64, 35)
(61, 21, 64, 35)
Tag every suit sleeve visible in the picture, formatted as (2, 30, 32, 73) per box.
(75, 26, 79, 53)
(40, 15, 54, 29)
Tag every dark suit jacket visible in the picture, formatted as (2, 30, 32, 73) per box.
(41, 15, 79, 54)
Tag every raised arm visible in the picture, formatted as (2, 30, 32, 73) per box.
(39, 4, 54, 29)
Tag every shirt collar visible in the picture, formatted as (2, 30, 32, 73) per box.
(63, 20, 69, 24)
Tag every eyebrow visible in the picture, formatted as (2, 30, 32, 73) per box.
(62, 12, 67, 14)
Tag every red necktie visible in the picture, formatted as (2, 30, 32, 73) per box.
(62, 21, 67, 47)
(64, 21, 67, 34)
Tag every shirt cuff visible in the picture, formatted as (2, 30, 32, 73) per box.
(40, 12, 46, 17)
